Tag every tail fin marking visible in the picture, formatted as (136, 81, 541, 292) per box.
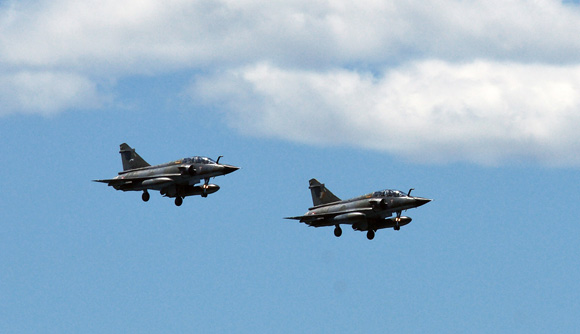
(119, 143, 150, 171)
(309, 178, 341, 207)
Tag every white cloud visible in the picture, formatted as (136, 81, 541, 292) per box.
(0, 71, 103, 116)
(2, 0, 580, 165)
(191, 61, 580, 166)
(1, 0, 579, 73)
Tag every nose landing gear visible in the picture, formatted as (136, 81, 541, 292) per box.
(394, 211, 402, 231)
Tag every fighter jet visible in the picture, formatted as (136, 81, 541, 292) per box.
(285, 179, 431, 240)
(94, 143, 239, 206)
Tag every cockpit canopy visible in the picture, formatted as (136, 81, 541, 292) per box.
(182, 156, 216, 165)
(373, 189, 407, 198)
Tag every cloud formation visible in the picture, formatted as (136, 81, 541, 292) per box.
(192, 61, 580, 166)
(1, 0, 580, 165)
(2, 0, 579, 70)
(0, 71, 102, 116)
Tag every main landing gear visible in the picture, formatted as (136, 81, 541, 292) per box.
(142, 190, 150, 202)
(141, 190, 186, 206)
(334, 225, 377, 240)
(334, 225, 342, 237)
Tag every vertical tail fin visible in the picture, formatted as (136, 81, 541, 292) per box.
(119, 143, 150, 171)
(309, 178, 341, 207)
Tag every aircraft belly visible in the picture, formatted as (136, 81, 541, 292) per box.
(140, 177, 175, 190)
(373, 216, 412, 230)
(187, 177, 202, 186)
(378, 211, 394, 219)
(332, 212, 367, 227)
(305, 220, 336, 228)
(160, 184, 220, 198)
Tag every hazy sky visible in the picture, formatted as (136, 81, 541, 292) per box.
(1, 1, 579, 333)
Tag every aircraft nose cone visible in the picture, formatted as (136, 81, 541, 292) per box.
(414, 197, 432, 207)
(222, 165, 240, 175)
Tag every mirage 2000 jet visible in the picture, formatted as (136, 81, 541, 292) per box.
(285, 179, 431, 240)
(94, 143, 239, 206)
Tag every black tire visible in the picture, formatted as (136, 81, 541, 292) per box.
(334, 226, 342, 237)
(142, 191, 150, 202)
(175, 197, 183, 206)
(367, 230, 375, 240)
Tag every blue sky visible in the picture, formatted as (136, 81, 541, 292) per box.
(1, 0, 580, 333)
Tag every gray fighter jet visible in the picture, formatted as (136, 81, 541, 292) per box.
(94, 143, 239, 206)
(285, 179, 431, 240)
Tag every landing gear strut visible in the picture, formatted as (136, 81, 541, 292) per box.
(174, 197, 183, 206)
(394, 211, 402, 231)
(142, 190, 150, 202)
(202, 178, 209, 198)
(334, 225, 342, 237)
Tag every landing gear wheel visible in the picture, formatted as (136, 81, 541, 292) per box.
(334, 226, 342, 237)
(174, 197, 183, 206)
(202, 179, 209, 198)
(367, 230, 375, 240)
(394, 213, 402, 231)
(142, 191, 150, 202)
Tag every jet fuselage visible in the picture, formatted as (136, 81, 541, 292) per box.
(286, 179, 431, 240)
(94, 143, 239, 206)
(112, 159, 238, 192)
(305, 192, 431, 219)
